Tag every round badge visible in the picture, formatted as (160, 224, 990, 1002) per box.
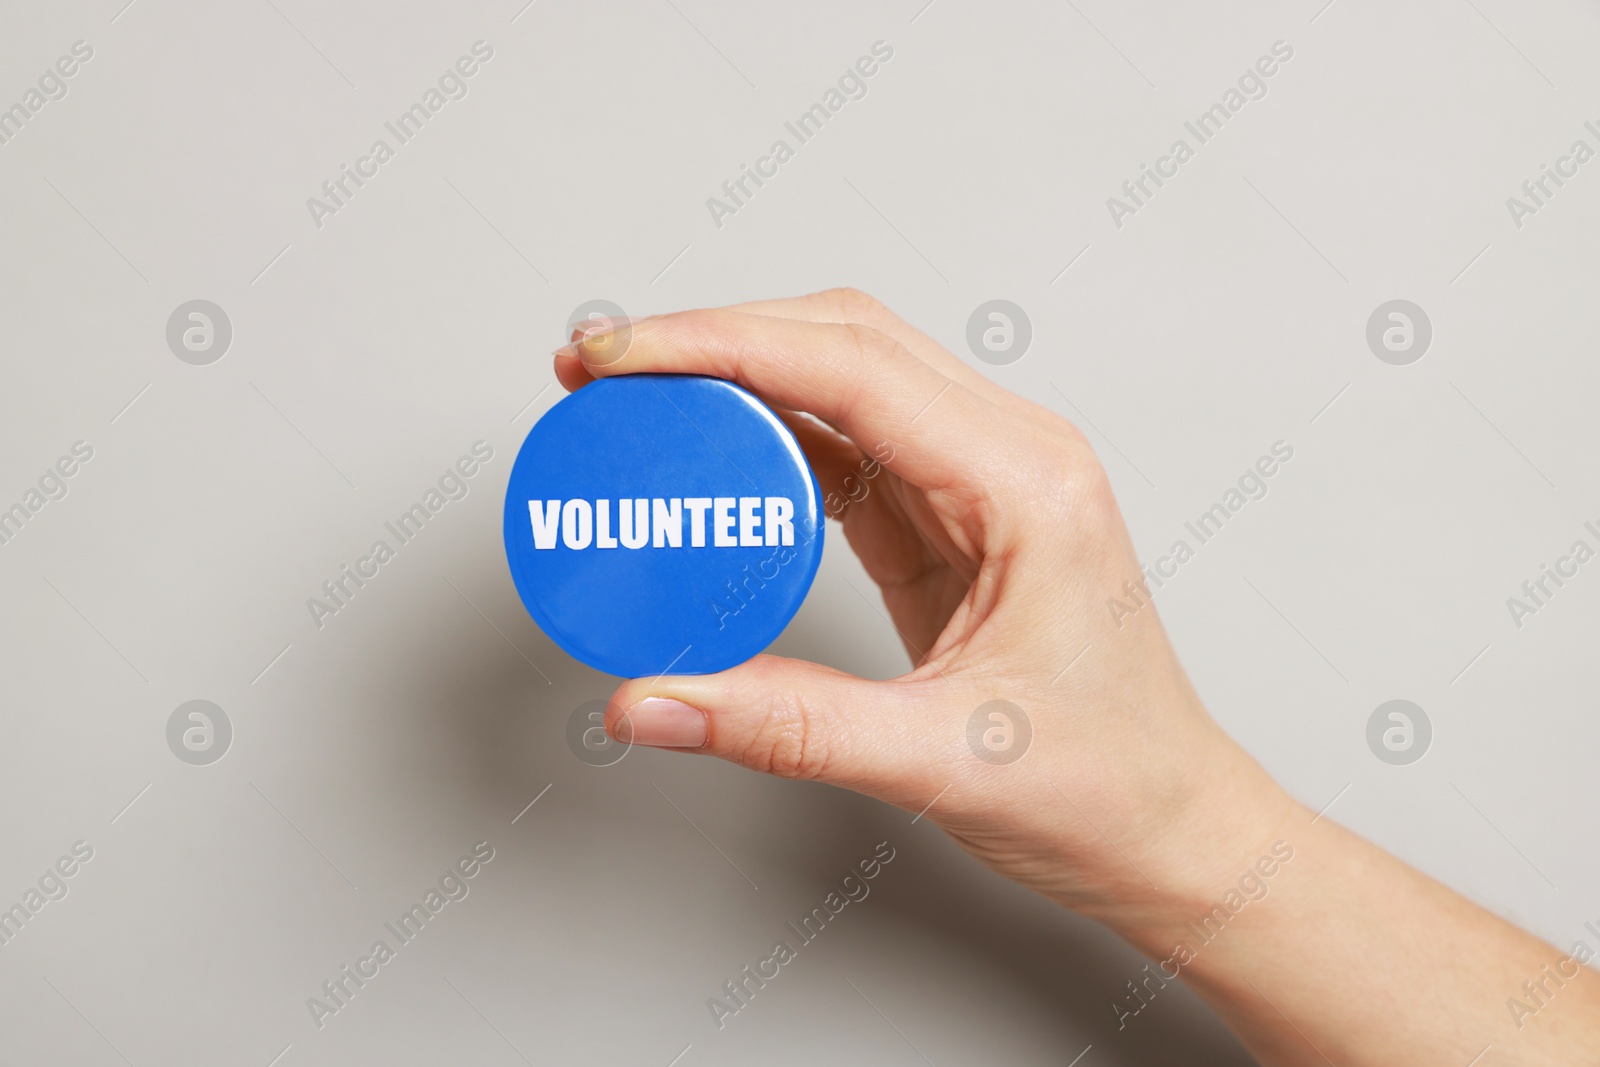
(503, 374, 824, 678)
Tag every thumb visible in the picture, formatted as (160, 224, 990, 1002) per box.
(605, 654, 945, 800)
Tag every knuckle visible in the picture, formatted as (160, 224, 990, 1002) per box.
(1042, 441, 1117, 523)
(639, 309, 744, 374)
(837, 322, 917, 384)
(1069, 455, 1117, 515)
(838, 319, 894, 359)
(1051, 413, 1095, 454)
(819, 286, 888, 324)
(734, 690, 832, 781)
(833, 323, 929, 426)
(999, 428, 1111, 509)
(656, 308, 718, 348)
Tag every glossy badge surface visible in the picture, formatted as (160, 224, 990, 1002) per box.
(503, 374, 824, 678)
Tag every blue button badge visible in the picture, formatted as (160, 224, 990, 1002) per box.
(503, 374, 824, 678)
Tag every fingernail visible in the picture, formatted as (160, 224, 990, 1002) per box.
(571, 314, 651, 344)
(615, 698, 706, 748)
(553, 323, 622, 360)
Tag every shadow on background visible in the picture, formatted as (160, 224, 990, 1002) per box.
(377, 562, 1258, 1065)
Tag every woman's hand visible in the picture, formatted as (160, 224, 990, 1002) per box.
(554, 287, 1290, 925)
(553, 289, 1600, 1066)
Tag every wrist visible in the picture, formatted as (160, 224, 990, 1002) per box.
(1083, 738, 1305, 957)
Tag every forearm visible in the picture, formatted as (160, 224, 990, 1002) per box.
(1105, 795, 1600, 1064)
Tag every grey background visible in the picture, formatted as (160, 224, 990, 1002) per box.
(2, 0, 1597, 1063)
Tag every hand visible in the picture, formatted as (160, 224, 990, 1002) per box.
(553, 287, 1293, 928)
(556, 289, 1600, 1065)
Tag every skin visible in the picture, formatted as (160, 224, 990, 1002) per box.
(553, 288, 1600, 1064)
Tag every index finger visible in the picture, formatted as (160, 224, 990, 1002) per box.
(727, 289, 1069, 438)
(560, 307, 1004, 491)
